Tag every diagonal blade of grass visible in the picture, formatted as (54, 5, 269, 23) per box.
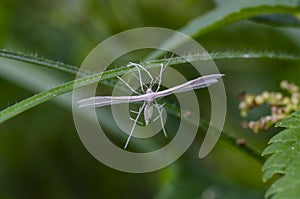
(145, 50, 300, 66)
(1, 50, 300, 124)
(0, 65, 131, 124)
(1, 49, 300, 78)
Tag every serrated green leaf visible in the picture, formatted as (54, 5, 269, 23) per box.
(262, 168, 285, 183)
(262, 143, 299, 175)
(263, 110, 300, 198)
(275, 117, 300, 128)
(265, 157, 300, 198)
(291, 110, 300, 117)
(262, 141, 294, 155)
(262, 148, 292, 172)
(268, 128, 300, 144)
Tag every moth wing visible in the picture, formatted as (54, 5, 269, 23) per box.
(77, 95, 145, 108)
(155, 74, 224, 98)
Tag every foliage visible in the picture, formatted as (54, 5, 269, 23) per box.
(262, 111, 300, 198)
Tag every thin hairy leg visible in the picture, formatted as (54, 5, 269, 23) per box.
(128, 62, 154, 85)
(117, 76, 140, 95)
(153, 102, 167, 137)
(128, 62, 146, 92)
(154, 54, 173, 92)
(130, 110, 143, 125)
(124, 102, 146, 148)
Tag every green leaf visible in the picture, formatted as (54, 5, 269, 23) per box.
(181, 0, 299, 37)
(262, 110, 300, 198)
(148, 0, 300, 59)
(275, 117, 300, 128)
(268, 128, 300, 144)
(0, 64, 129, 124)
(251, 14, 300, 28)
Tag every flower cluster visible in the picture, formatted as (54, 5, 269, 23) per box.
(239, 81, 300, 133)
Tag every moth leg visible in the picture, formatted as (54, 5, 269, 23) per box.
(154, 63, 164, 92)
(117, 76, 140, 95)
(131, 72, 148, 91)
(128, 63, 147, 92)
(153, 102, 167, 137)
(130, 110, 139, 114)
(128, 62, 154, 86)
(124, 102, 146, 149)
(130, 106, 144, 125)
(153, 103, 165, 121)
(129, 117, 143, 125)
(154, 54, 173, 92)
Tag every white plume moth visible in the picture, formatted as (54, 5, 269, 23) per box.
(77, 62, 224, 148)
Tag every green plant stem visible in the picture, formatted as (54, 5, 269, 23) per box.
(0, 49, 88, 76)
(145, 50, 300, 66)
(1, 49, 300, 77)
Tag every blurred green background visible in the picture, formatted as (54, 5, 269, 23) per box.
(0, 0, 300, 198)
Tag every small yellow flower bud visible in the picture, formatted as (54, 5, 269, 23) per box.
(280, 80, 288, 89)
(241, 110, 247, 117)
(245, 95, 254, 105)
(239, 80, 299, 133)
(275, 93, 283, 100)
(255, 95, 264, 105)
(282, 97, 290, 105)
(239, 102, 247, 110)
(262, 91, 269, 100)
